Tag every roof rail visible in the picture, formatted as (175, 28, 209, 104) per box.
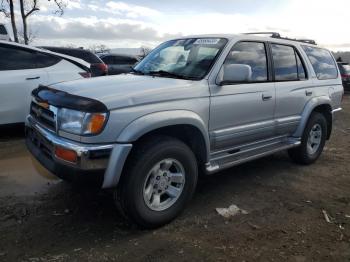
(244, 32, 317, 45)
(245, 32, 281, 38)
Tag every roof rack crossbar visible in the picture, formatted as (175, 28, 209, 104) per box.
(244, 32, 317, 45)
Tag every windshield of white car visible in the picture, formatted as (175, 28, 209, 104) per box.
(133, 38, 228, 80)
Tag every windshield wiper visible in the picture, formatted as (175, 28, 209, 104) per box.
(147, 70, 198, 80)
(130, 67, 145, 75)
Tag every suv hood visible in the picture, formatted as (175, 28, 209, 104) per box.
(51, 74, 207, 110)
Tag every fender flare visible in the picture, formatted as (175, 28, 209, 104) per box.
(293, 96, 332, 138)
(117, 110, 210, 159)
(102, 110, 210, 189)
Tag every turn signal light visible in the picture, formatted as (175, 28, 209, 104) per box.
(55, 146, 78, 163)
(86, 113, 106, 134)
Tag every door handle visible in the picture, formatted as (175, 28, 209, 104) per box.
(305, 90, 313, 96)
(262, 94, 272, 101)
(26, 76, 40, 80)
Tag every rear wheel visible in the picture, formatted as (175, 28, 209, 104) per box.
(288, 112, 327, 165)
(116, 136, 198, 228)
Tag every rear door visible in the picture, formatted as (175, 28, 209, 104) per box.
(271, 43, 311, 136)
(0, 44, 49, 124)
(209, 41, 276, 150)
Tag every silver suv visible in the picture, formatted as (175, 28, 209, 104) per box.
(26, 33, 343, 228)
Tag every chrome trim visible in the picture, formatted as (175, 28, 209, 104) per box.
(206, 139, 300, 174)
(26, 115, 114, 170)
(332, 108, 342, 114)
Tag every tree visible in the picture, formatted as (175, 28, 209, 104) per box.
(139, 46, 152, 59)
(0, 0, 18, 42)
(19, 0, 67, 44)
(89, 44, 111, 54)
(1, 0, 67, 44)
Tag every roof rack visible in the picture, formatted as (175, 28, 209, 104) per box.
(244, 32, 317, 45)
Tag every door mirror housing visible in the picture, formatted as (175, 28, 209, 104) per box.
(218, 64, 252, 86)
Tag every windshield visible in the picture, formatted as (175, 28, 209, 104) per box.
(134, 38, 228, 80)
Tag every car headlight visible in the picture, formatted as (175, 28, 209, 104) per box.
(58, 108, 108, 135)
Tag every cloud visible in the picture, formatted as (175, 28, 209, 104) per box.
(29, 15, 181, 47)
(104, 1, 160, 18)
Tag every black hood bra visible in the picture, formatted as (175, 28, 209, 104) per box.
(32, 85, 108, 113)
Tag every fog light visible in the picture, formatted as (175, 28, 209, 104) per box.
(55, 146, 78, 163)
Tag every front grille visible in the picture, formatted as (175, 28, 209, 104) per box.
(30, 102, 56, 131)
(27, 127, 54, 160)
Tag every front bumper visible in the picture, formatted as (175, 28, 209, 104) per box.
(25, 115, 131, 186)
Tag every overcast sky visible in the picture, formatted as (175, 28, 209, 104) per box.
(1, 0, 349, 50)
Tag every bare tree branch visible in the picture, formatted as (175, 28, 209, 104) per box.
(18, 0, 67, 44)
(0, 0, 10, 18)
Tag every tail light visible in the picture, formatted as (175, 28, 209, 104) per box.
(79, 72, 91, 78)
(92, 63, 108, 74)
(341, 74, 350, 79)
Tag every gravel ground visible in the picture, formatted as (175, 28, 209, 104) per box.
(0, 95, 349, 262)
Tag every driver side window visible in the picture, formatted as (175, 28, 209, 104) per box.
(224, 42, 268, 82)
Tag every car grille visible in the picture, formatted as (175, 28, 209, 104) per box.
(30, 102, 56, 132)
(26, 127, 54, 160)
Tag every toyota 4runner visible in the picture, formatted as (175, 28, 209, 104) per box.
(26, 33, 343, 228)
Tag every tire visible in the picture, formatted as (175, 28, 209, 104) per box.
(116, 136, 198, 229)
(288, 112, 327, 165)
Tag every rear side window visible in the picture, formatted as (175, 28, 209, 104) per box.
(0, 45, 61, 71)
(302, 46, 338, 80)
(271, 44, 298, 81)
(44, 47, 101, 64)
(271, 44, 307, 81)
(67, 50, 101, 64)
(101, 56, 114, 64)
(0, 25, 7, 35)
(35, 53, 62, 68)
(225, 41, 268, 82)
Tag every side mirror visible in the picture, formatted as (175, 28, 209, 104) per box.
(218, 64, 252, 86)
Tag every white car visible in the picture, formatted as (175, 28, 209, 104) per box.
(0, 41, 91, 125)
(0, 24, 10, 41)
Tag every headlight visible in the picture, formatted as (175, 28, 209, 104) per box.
(58, 108, 107, 135)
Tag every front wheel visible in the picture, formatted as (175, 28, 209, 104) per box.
(116, 136, 198, 228)
(288, 112, 327, 165)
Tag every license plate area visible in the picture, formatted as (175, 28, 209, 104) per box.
(27, 128, 54, 160)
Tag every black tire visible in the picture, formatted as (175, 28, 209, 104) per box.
(288, 112, 327, 165)
(116, 136, 198, 229)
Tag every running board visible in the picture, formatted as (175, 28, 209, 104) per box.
(205, 139, 300, 174)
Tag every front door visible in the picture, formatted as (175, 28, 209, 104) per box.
(209, 41, 276, 151)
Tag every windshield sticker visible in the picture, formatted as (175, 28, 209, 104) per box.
(194, 38, 220, 45)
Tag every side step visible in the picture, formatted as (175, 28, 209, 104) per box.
(205, 138, 300, 174)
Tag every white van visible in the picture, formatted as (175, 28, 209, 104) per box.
(0, 24, 10, 41)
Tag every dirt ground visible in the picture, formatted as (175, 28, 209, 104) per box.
(0, 95, 350, 262)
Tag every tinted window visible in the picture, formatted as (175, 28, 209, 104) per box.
(43, 47, 101, 64)
(35, 53, 62, 68)
(271, 44, 298, 81)
(0, 25, 7, 35)
(0, 45, 61, 71)
(302, 46, 338, 80)
(225, 42, 268, 82)
(114, 56, 138, 65)
(101, 56, 114, 64)
(296, 53, 306, 80)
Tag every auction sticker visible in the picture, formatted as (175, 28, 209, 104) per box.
(194, 38, 220, 45)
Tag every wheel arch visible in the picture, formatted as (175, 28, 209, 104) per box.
(117, 110, 210, 163)
(293, 96, 333, 139)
